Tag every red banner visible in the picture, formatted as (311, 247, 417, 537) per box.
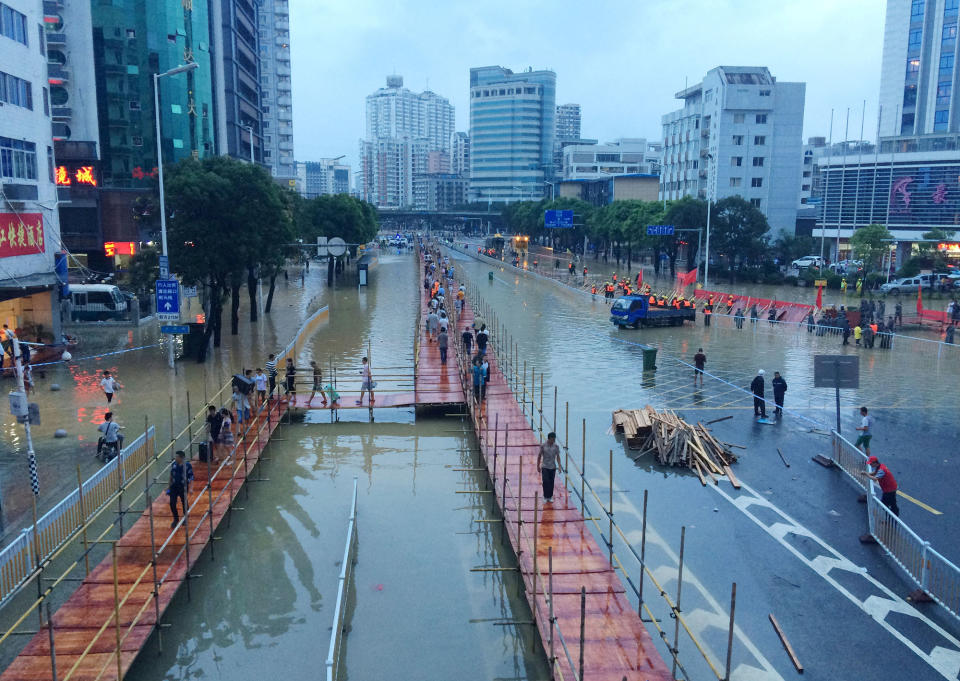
(815, 285, 823, 310)
(917, 286, 923, 314)
(676, 269, 698, 288)
(0, 214, 45, 258)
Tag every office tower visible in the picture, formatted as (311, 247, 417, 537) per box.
(879, 0, 960, 136)
(210, 0, 262, 164)
(90, 0, 215, 188)
(296, 159, 352, 198)
(0, 0, 65, 338)
(257, 0, 295, 184)
(562, 138, 660, 179)
(451, 132, 470, 177)
(360, 75, 455, 207)
(469, 66, 556, 204)
(660, 66, 805, 234)
(556, 103, 581, 141)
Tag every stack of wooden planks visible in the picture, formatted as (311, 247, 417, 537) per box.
(612, 407, 740, 487)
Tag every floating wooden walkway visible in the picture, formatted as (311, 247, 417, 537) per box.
(414, 262, 467, 408)
(446, 264, 672, 680)
(1, 401, 286, 681)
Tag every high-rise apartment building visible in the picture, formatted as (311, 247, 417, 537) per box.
(451, 131, 470, 177)
(469, 66, 556, 204)
(556, 103, 581, 141)
(360, 76, 454, 207)
(210, 0, 262, 164)
(296, 159, 352, 198)
(0, 0, 65, 338)
(257, 0, 295, 184)
(91, 0, 215, 188)
(879, 0, 960, 136)
(562, 139, 661, 179)
(660, 66, 805, 234)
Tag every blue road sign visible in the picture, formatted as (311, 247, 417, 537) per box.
(544, 209, 575, 228)
(646, 224, 675, 236)
(158, 255, 169, 279)
(160, 325, 190, 334)
(155, 280, 180, 321)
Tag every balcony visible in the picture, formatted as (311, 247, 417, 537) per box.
(52, 106, 72, 120)
(47, 64, 70, 81)
(46, 33, 66, 46)
(277, 96, 292, 107)
(275, 19, 289, 31)
(278, 140, 293, 151)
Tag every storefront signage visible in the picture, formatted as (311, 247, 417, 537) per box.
(104, 241, 137, 257)
(936, 243, 960, 253)
(55, 164, 98, 187)
(0, 214, 45, 258)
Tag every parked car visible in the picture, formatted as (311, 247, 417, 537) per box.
(791, 255, 826, 269)
(829, 259, 863, 273)
(880, 277, 923, 295)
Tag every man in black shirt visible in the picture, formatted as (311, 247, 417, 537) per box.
(693, 348, 706, 386)
(772, 371, 787, 417)
(750, 370, 766, 418)
(169, 450, 194, 528)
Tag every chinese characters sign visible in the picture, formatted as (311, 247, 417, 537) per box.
(54, 165, 98, 187)
(131, 167, 159, 180)
(0, 214, 45, 258)
(104, 242, 137, 257)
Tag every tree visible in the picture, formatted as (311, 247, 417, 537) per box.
(849, 223, 893, 274)
(165, 156, 292, 361)
(710, 197, 770, 280)
(664, 197, 707, 275)
(125, 246, 159, 297)
(772, 234, 816, 265)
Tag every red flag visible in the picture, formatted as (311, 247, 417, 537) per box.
(917, 285, 923, 315)
(676, 269, 698, 288)
(815, 285, 823, 310)
(636, 270, 643, 287)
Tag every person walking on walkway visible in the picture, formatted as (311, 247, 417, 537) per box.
(100, 370, 120, 404)
(284, 358, 297, 401)
(205, 405, 222, 463)
(853, 323, 862, 346)
(751, 370, 766, 418)
(461, 325, 473, 355)
(866, 455, 899, 517)
(842, 320, 851, 346)
(806, 310, 815, 333)
(437, 328, 448, 365)
(426, 309, 439, 341)
(750, 304, 759, 324)
(772, 371, 787, 417)
(309, 361, 328, 406)
(357, 357, 375, 405)
(693, 348, 706, 386)
(265, 354, 278, 399)
(168, 451, 194, 528)
(254, 368, 267, 407)
(855, 406, 874, 456)
(537, 432, 562, 504)
(476, 324, 489, 356)
(219, 408, 234, 459)
(471, 357, 485, 403)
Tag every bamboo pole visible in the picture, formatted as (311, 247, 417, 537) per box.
(539, 372, 544, 436)
(564, 401, 569, 492)
(76, 466, 89, 576)
(581, 419, 586, 515)
(548, 547, 554, 669)
(145, 486, 163, 653)
(579, 585, 586, 681)
(45, 602, 56, 681)
(608, 449, 614, 565)
(522, 360, 527, 416)
(724, 583, 737, 681)
(671, 526, 687, 680)
(639, 489, 648, 616)
(552, 386, 557, 435)
(533, 490, 539, 623)
(111, 543, 122, 681)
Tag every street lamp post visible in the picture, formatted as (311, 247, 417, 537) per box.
(242, 124, 255, 163)
(703, 152, 714, 288)
(544, 180, 556, 201)
(154, 62, 198, 371)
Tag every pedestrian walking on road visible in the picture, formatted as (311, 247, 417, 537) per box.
(750, 304, 758, 324)
(693, 348, 706, 386)
(537, 432, 562, 503)
(853, 324, 862, 346)
(842, 320, 851, 345)
(866, 455, 899, 517)
(357, 357, 375, 405)
(734, 307, 745, 329)
(772, 371, 787, 417)
(100, 370, 120, 404)
(437, 328, 448, 365)
(894, 302, 902, 328)
(168, 450, 194, 528)
(750, 370, 766, 418)
(97, 411, 123, 461)
(855, 406, 874, 456)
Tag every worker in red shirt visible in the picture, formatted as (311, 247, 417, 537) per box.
(866, 455, 899, 516)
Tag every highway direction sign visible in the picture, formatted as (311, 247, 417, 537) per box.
(646, 224, 675, 236)
(544, 209, 574, 228)
(155, 280, 180, 321)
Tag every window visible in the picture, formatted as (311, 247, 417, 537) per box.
(755, 114, 768, 124)
(940, 53, 954, 71)
(937, 81, 952, 106)
(729, 177, 742, 187)
(0, 71, 32, 109)
(733, 113, 745, 124)
(37, 23, 44, 55)
(909, 29, 923, 50)
(0, 137, 38, 180)
(759, 89, 771, 96)
(907, 58, 921, 78)
(947, 0, 959, 15)
(752, 156, 764, 167)
(750, 198, 762, 208)
(934, 109, 950, 131)
(47, 146, 53, 183)
(944, 24, 957, 46)
(751, 177, 763, 187)
(904, 84, 918, 106)
(754, 135, 766, 145)
(132, 136, 143, 146)
(802, 184, 811, 191)
(128, 100, 140, 111)
(42, 87, 48, 115)
(730, 156, 742, 166)
(911, 0, 924, 19)
(732, 135, 743, 145)
(0, 4, 27, 46)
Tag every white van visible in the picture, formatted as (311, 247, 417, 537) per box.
(68, 284, 128, 321)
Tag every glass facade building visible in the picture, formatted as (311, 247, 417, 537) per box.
(91, 0, 215, 188)
(469, 66, 556, 204)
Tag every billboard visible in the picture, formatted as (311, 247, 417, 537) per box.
(544, 209, 574, 228)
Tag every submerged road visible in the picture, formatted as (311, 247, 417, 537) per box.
(449, 245, 960, 681)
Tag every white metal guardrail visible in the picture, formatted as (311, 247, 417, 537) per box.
(0, 426, 156, 607)
(831, 430, 960, 619)
(325, 476, 359, 681)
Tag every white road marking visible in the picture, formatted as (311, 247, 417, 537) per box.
(712, 478, 960, 680)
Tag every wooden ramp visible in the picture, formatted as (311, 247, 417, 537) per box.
(0, 401, 286, 681)
(454, 288, 673, 680)
(415, 256, 467, 407)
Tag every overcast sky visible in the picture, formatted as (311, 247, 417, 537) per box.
(290, 0, 884, 167)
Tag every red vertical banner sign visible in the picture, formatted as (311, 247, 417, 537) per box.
(0, 214, 45, 258)
(815, 285, 823, 310)
(917, 285, 924, 315)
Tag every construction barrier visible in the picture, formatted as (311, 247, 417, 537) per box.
(0, 427, 155, 608)
(325, 477, 359, 681)
(831, 431, 960, 620)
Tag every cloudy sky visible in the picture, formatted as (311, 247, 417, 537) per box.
(290, 0, 884, 167)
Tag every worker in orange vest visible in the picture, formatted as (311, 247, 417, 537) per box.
(649, 293, 657, 306)
(624, 285, 631, 295)
(727, 294, 734, 310)
(704, 302, 713, 326)
(583, 266, 588, 277)
(612, 273, 618, 283)
(605, 283, 615, 299)
(591, 285, 597, 296)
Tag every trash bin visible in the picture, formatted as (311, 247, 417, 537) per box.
(183, 322, 206, 358)
(488, 271, 494, 281)
(638, 344, 657, 371)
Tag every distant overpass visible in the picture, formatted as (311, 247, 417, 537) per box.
(375, 207, 504, 229)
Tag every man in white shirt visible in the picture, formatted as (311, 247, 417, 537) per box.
(100, 370, 120, 404)
(357, 357, 375, 406)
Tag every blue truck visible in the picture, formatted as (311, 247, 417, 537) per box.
(610, 295, 696, 328)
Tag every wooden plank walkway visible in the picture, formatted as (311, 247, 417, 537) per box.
(451, 276, 673, 681)
(1, 401, 286, 681)
(415, 255, 467, 407)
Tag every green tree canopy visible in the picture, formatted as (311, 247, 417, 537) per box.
(710, 197, 770, 268)
(849, 223, 893, 273)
